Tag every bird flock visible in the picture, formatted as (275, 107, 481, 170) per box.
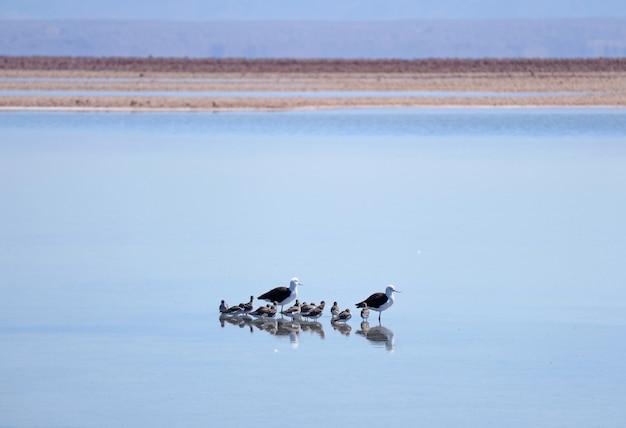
(219, 277, 400, 325)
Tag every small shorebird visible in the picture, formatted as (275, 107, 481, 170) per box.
(281, 300, 302, 319)
(303, 301, 325, 320)
(355, 285, 401, 322)
(240, 295, 254, 315)
(332, 308, 352, 323)
(219, 300, 229, 314)
(224, 303, 244, 315)
(330, 301, 340, 317)
(360, 303, 370, 322)
(258, 277, 301, 312)
(249, 303, 277, 318)
(299, 302, 315, 316)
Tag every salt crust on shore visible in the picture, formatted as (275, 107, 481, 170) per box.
(1, 69, 625, 110)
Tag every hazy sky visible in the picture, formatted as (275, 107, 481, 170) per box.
(2, 0, 626, 20)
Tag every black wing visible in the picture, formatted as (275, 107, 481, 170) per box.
(258, 286, 290, 302)
(356, 292, 388, 308)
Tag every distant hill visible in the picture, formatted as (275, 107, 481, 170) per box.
(1, 19, 626, 58)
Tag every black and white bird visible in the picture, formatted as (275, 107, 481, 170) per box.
(257, 277, 301, 312)
(219, 300, 229, 313)
(355, 285, 400, 322)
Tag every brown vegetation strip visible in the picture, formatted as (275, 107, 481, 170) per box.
(2, 56, 626, 74)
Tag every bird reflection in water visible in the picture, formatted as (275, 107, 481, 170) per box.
(356, 322, 395, 352)
(331, 322, 352, 336)
(273, 318, 301, 348)
(219, 313, 326, 345)
(299, 320, 325, 339)
(219, 313, 254, 332)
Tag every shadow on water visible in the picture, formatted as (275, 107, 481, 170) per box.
(219, 313, 394, 351)
(356, 322, 395, 352)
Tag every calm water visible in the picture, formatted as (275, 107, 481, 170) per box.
(1, 108, 626, 427)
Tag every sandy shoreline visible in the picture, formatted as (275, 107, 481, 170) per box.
(1, 57, 625, 110)
(2, 94, 625, 111)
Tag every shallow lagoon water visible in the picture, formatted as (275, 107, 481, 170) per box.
(1, 108, 626, 427)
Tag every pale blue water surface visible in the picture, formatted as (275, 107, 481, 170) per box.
(1, 108, 626, 427)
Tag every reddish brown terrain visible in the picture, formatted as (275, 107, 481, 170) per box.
(1, 56, 625, 110)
